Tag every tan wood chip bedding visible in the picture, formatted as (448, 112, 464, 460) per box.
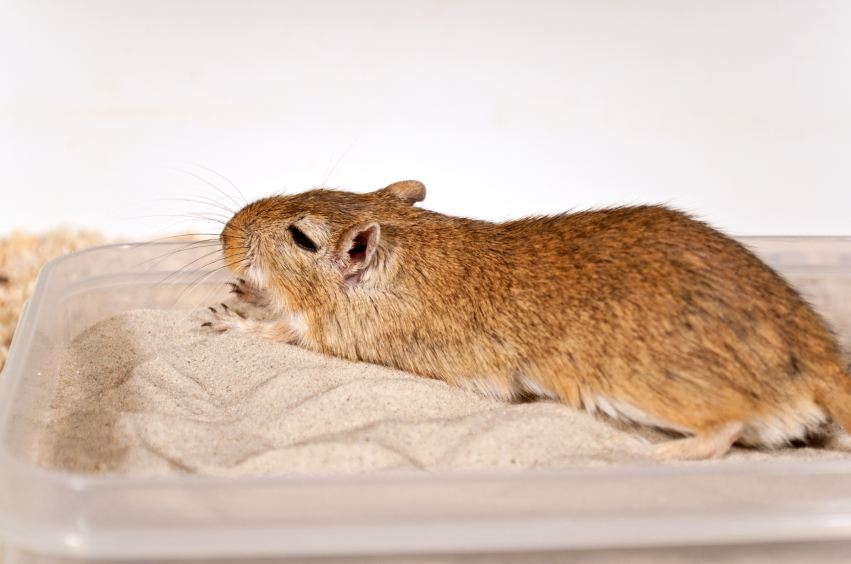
(0, 229, 108, 373)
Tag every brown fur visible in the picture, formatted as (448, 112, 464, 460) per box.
(209, 180, 851, 460)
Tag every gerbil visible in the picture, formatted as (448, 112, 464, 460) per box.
(205, 180, 851, 460)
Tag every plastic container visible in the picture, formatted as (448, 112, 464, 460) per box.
(2, 239, 851, 564)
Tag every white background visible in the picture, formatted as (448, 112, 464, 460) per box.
(1, 0, 850, 240)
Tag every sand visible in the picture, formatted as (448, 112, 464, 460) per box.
(31, 306, 851, 478)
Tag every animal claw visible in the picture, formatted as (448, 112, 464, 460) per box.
(208, 306, 217, 314)
(227, 278, 268, 308)
(205, 302, 249, 333)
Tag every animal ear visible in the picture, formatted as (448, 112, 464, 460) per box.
(383, 180, 426, 204)
(337, 221, 381, 285)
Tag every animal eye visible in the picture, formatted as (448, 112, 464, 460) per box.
(288, 225, 318, 252)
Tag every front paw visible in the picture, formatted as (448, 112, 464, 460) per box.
(202, 303, 248, 332)
(227, 278, 269, 308)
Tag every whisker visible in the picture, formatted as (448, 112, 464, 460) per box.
(133, 215, 229, 228)
(114, 163, 256, 316)
(153, 250, 229, 288)
(170, 258, 243, 307)
(130, 195, 237, 216)
(180, 161, 250, 207)
(172, 266, 232, 311)
(97, 169, 251, 318)
(129, 240, 222, 275)
(148, 212, 230, 226)
(152, 204, 234, 223)
(128, 245, 225, 280)
(163, 166, 243, 213)
(124, 238, 219, 263)
(142, 200, 234, 216)
(321, 136, 360, 188)
(178, 273, 233, 315)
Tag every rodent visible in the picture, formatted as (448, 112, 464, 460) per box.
(205, 179, 851, 460)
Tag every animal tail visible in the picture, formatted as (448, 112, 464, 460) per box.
(815, 369, 851, 434)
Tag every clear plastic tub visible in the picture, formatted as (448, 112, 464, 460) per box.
(1, 239, 851, 564)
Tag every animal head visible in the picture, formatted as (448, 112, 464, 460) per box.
(219, 180, 426, 310)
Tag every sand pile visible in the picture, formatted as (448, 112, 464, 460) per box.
(33, 308, 851, 477)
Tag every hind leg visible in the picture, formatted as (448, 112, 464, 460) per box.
(654, 422, 744, 461)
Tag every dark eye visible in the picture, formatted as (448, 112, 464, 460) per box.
(289, 225, 318, 252)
